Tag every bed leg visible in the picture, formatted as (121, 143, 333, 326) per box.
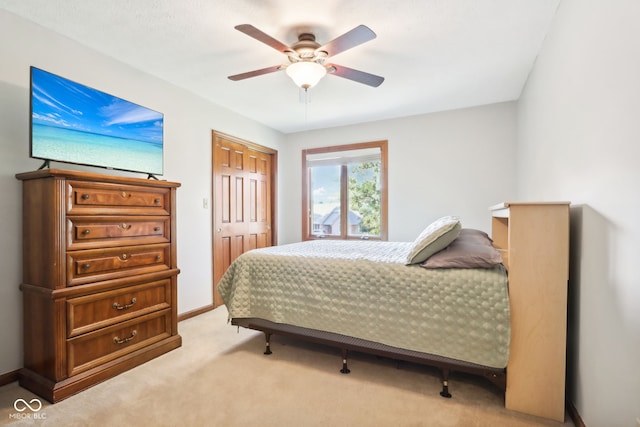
(263, 332, 272, 355)
(439, 368, 452, 398)
(340, 349, 351, 374)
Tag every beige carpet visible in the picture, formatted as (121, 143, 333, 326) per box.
(0, 307, 574, 426)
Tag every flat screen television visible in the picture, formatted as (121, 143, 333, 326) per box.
(30, 66, 164, 177)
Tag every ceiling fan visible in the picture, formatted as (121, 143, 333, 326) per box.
(228, 24, 384, 90)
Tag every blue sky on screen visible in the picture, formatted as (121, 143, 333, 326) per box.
(31, 68, 163, 145)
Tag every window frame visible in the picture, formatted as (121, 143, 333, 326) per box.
(302, 140, 388, 241)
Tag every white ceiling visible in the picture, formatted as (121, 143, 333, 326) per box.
(0, 0, 560, 134)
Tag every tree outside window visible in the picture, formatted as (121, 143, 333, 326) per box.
(348, 161, 381, 237)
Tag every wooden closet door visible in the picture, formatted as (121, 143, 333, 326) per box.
(212, 132, 275, 307)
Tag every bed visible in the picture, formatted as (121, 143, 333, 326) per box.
(217, 217, 511, 397)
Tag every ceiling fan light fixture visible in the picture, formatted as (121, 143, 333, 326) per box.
(286, 61, 327, 90)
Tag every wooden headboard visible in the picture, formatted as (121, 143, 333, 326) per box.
(489, 202, 570, 422)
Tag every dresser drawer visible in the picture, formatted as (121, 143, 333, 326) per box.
(67, 216, 170, 250)
(67, 310, 171, 376)
(67, 244, 170, 286)
(66, 279, 172, 337)
(67, 180, 170, 215)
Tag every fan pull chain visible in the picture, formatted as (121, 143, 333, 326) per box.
(299, 87, 311, 121)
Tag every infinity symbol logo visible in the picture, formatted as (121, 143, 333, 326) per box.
(13, 398, 42, 412)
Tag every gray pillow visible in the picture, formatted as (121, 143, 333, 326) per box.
(421, 228, 503, 269)
(406, 216, 461, 264)
(456, 228, 494, 246)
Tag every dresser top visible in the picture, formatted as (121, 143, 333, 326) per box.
(16, 168, 181, 188)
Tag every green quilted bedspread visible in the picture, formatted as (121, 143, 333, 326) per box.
(218, 240, 510, 368)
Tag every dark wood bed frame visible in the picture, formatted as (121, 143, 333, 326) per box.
(231, 317, 506, 398)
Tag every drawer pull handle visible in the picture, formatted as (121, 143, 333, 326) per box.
(155, 255, 161, 261)
(154, 227, 161, 232)
(121, 191, 128, 198)
(121, 223, 130, 229)
(82, 263, 91, 269)
(113, 330, 137, 344)
(81, 194, 90, 200)
(113, 297, 137, 310)
(82, 229, 90, 235)
(120, 253, 128, 260)
(154, 198, 161, 204)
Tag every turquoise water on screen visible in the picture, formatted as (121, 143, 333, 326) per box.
(32, 124, 162, 175)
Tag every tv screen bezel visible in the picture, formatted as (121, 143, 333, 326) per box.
(29, 66, 164, 176)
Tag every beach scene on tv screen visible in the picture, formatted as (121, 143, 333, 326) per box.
(31, 68, 163, 175)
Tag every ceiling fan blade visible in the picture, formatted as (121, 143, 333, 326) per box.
(228, 65, 284, 81)
(235, 24, 292, 53)
(317, 25, 377, 57)
(326, 64, 384, 87)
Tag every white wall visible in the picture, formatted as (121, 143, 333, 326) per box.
(281, 102, 518, 244)
(0, 10, 284, 375)
(517, 1, 640, 425)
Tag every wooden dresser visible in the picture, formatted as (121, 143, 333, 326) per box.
(15, 169, 181, 402)
(490, 202, 570, 422)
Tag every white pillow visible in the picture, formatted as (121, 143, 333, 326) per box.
(406, 216, 462, 264)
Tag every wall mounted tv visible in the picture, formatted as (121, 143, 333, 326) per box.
(30, 66, 164, 177)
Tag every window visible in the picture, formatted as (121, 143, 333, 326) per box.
(302, 141, 388, 240)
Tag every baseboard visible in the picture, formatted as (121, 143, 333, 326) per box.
(567, 399, 586, 427)
(0, 369, 19, 386)
(178, 304, 214, 322)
